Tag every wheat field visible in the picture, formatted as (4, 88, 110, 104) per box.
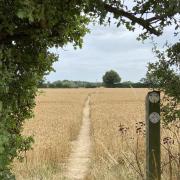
(13, 88, 180, 180)
(13, 89, 92, 179)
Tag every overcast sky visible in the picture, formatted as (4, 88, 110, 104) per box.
(47, 23, 178, 83)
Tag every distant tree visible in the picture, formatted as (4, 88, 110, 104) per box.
(53, 80, 63, 88)
(122, 81, 133, 85)
(139, 78, 152, 87)
(103, 70, 121, 87)
(140, 78, 148, 84)
(38, 78, 47, 88)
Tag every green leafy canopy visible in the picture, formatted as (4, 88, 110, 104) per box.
(146, 43, 180, 124)
(0, 0, 179, 178)
(103, 70, 121, 87)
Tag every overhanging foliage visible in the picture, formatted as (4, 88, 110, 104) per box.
(0, 0, 179, 178)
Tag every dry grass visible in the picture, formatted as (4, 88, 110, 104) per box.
(13, 88, 179, 180)
(13, 88, 92, 180)
(87, 88, 147, 180)
(87, 88, 179, 180)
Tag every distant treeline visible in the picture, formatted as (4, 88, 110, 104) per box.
(39, 80, 102, 88)
(38, 80, 151, 88)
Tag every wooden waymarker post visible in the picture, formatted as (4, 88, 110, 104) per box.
(146, 91, 160, 180)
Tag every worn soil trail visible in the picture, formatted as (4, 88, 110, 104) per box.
(65, 96, 91, 179)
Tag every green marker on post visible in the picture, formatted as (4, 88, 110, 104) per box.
(146, 91, 161, 180)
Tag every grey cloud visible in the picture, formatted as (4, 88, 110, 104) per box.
(47, 24, 178, 83)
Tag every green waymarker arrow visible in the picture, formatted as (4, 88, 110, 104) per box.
(146, 91, 161, 180)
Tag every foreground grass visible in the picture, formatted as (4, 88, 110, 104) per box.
(88, 88, 179, 180)
(13, 88, 179, 179)
(87, 88, 146, 180)
(13, 89, 91, 179)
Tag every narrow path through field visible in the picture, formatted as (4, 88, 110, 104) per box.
(65, 96, 91, 179)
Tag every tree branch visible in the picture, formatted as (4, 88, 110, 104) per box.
(104, 3, 161, 36)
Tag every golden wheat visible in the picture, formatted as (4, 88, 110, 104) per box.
(87, 88, 147, 180)
(13, 88, 92, 179)
(13, 88, 179, 180)
(88, 88, 179, 180)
